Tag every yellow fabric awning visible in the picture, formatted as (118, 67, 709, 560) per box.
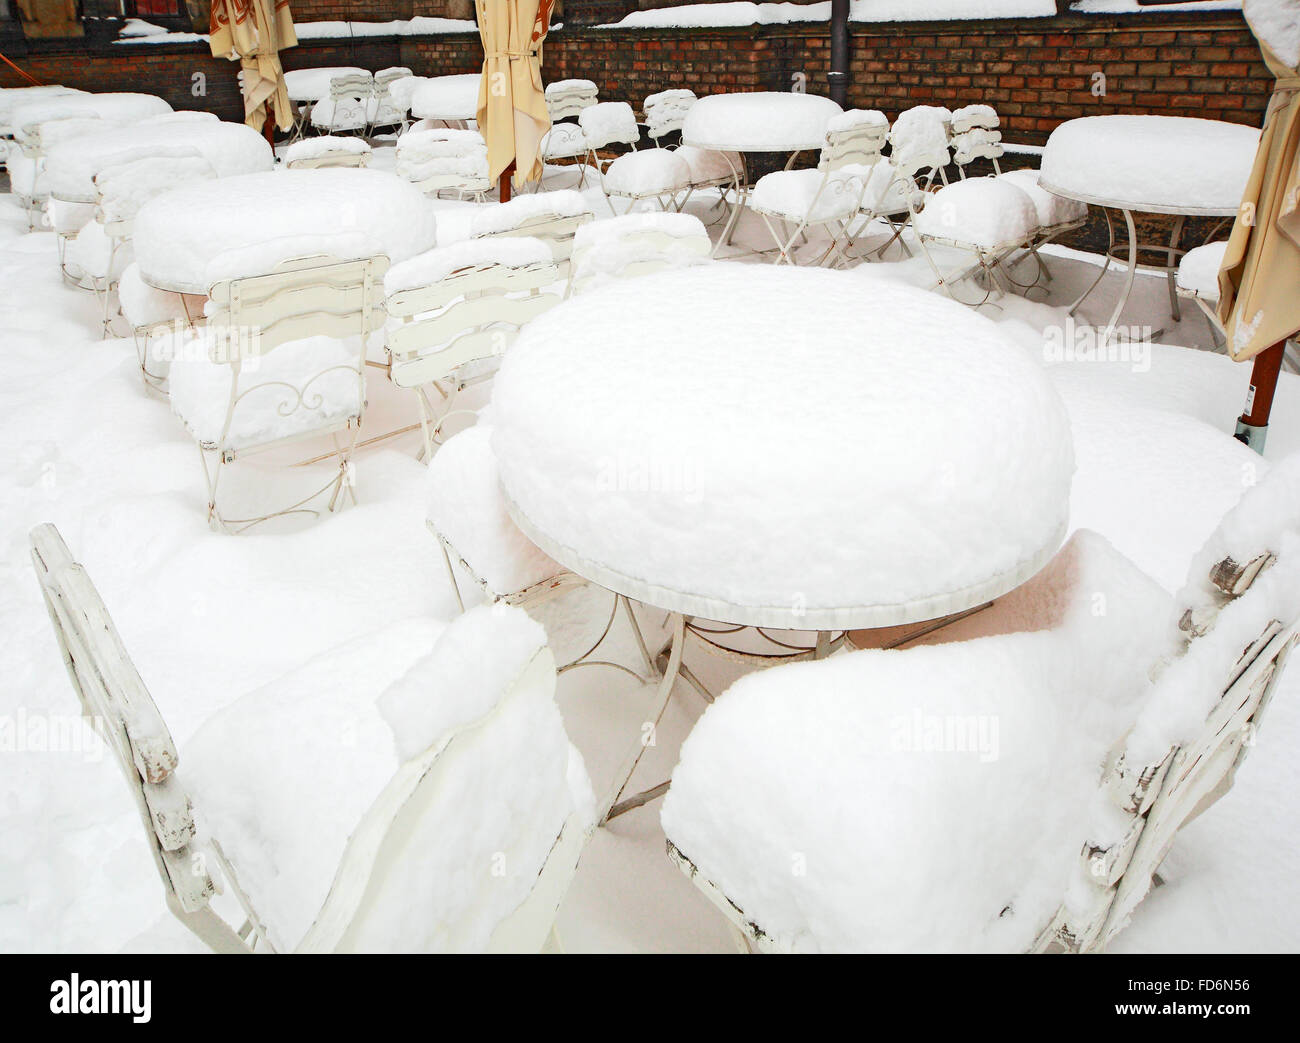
(1218, 3, 1300, 362)
(475, 0, 555, 185)
(209, 0, 298, 134)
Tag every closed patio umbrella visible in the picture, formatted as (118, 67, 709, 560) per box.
(209, 0, 298, 135)
(475, 0, 555, 200)
(1218, 0, 1300, 450)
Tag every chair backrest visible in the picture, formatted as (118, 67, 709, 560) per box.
(820, 110, 890, 171)
(207, 253, 388, 362)
(1042, 464, 1300, 953)
(470, 191, 596, 268)
(950, 106, 1003, 174)
(644, 88, 697, 144)
(31, 526, 585, 954)
(568, 213, 711, 296)
(545, 79, 599, 121)
(329, 72, 376, 102)
(375, 67, 413, 90)
(579, 101, 640, 151)
(889, 105, 952, 178)
(385, 251, 561, 390)
(28, 523, 240, 948)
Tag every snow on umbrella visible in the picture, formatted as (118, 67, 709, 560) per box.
(210, 0, 298, 134)
(475, 0, 555, 198)
(1217, 0, 1300, 446)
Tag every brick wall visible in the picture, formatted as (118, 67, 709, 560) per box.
(1, 9, 1272, 146)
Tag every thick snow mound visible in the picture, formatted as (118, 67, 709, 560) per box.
(996, 168, 1088, 228)
(493, 265, 1074, 623)
(409, 75, 482, 119)
(915, 177, 1038, 248)
(470, 189, 592, 237)
(284, 136, 373, 164)
(604, 148, 692, 194)
(682, 91, 843, 151)
(10, 93, 172, 145)
(1040, 116, 1259, 213)
(426, 425, 563, 596)
(662, 529, 1171, 952)
(578, 102, 640, 149)
(94, 156, 217, 225)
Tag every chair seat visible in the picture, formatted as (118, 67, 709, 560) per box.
(661, 530, 1174, 952)
(995, 169, 1088, 230)
(65, 220, 130, 283)
(914, 178, 1038, 250)
(675, 145, 741, 185)
(751, 166, 867, 224)
(426, 423, 563, 597)
(603, 148, 692, 197)
(1177, 240, 1228, 299)
(168, 333, 363, 451)
(541, 123, 586, 160)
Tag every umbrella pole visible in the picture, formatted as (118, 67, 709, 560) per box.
(500, 161, 516, 203)
(1235, 339, 1287, 453)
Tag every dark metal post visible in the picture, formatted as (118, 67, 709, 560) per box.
(828, 0, 850, 107)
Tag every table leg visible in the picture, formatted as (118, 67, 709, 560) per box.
(1068, 206, 1115, 319)
(600, 612, 685, 826)
(1165, 214, 1185, 324)
(1102, 208, 1140, 344)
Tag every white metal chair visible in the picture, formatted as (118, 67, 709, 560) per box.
(911, 175, 1041, 306)
(395, 128, 491, 202)
(567, 211, 711, 297)
(383, 239, 562, 458)
(950, 103, 1004, 177)
(310, 72, 377, 135)
(284, 135, 372, 169)
(167, 253, 388, 533)
(31, 523, 593, 953)
(118, 262, 198, 396)
(993, 167, 1089, 290)
(749, 109, 889, 266)
(643, 88, 743, 215)
(578, 101, 640, 181)
(600, 146, 693, 216)
(663, 459, 1300, 952)
(541, 79, 599, 187)
(469, 189, 596, 274)
(86, 154, 215, 338)
(371, 67, 414, 135)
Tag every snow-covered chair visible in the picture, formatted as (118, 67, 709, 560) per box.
(427, 422, 579, 612)
(911, 176, 1041, 306)
(664, 457, 1300, 952)
(600, 146, 692, 216)
(14, 116, 111, 232)
(284, 136, 372, 169)
(578, 101, 640, 179)
(168, 253, 389, 532)
(383, 239, 561, 458)
(85, 154, 215, 338)
(541, 79, 599, 187)
(993, 167, 1088, 286)
(643, 88, 743, 210)
(950, 104, 1004, 178)
(31, 523, 594, 953)
(1176, 239, 1229, 349)
(395, 128, 491, 202)
(567, 212, 711, 297)
(469, 189, 595, 274)
(750, 109, 889, 266)
(310, 72, 377, 135)
(372, 67, 414, 134)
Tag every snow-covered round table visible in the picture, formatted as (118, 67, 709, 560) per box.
(495, 264, 1073, 818)
(681, 92, 845, 252)
(1039, 116, 1259, 339)
(410, 75, 482, 124)
(132, 168, 440, 294)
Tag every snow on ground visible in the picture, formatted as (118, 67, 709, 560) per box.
(1, 158, 1299, 953)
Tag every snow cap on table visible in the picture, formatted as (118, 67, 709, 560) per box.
(469, 189, 592, 237)
(384, 236, 553, 295)
(681, 91, 843, 152)
(377, 602, 548, 763)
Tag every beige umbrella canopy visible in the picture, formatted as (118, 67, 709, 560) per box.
(1217, 0, 1300, 446)
(475, 0, 555, 196)
(210, 0, 298, 134)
